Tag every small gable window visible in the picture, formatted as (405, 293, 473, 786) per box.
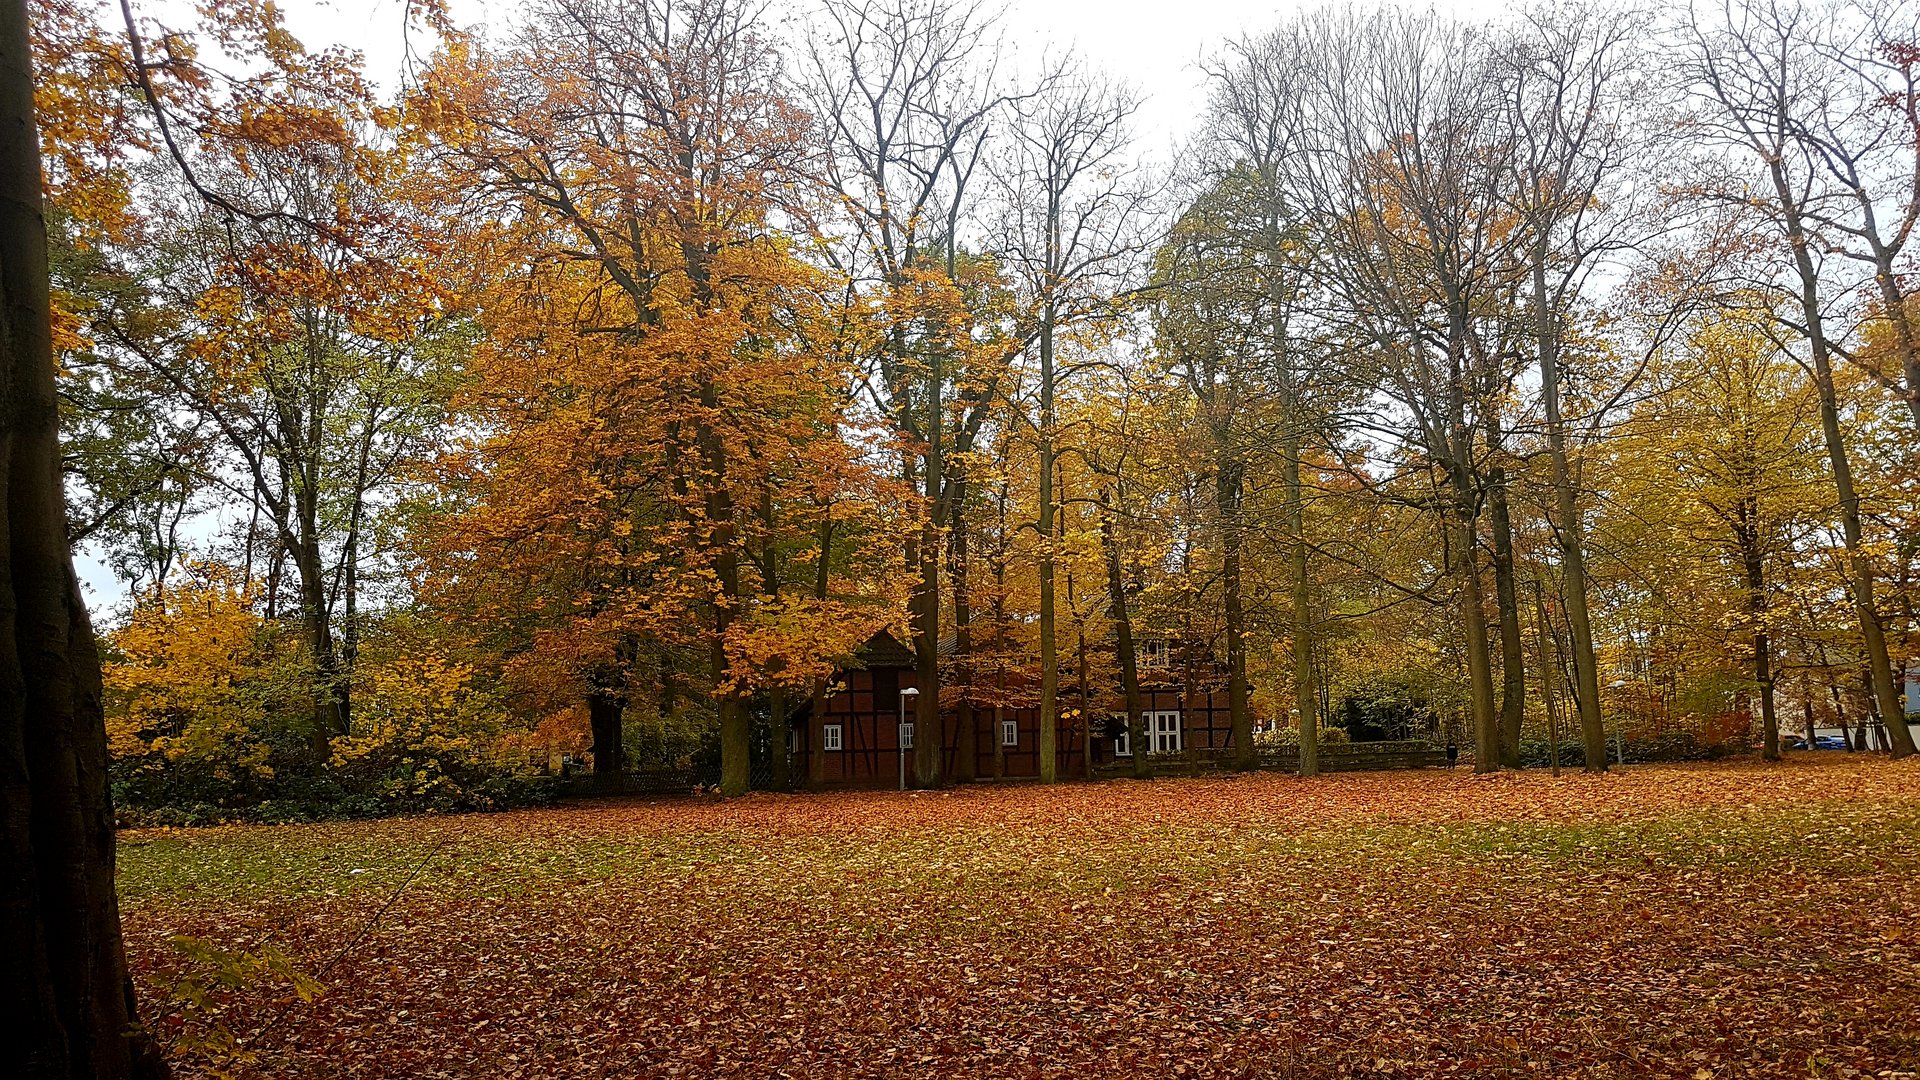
(823, 724, 843, 751)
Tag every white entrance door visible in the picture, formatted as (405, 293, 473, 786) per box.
(1149, 710, 1182, 754)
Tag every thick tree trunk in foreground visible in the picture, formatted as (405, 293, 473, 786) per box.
(3, 1, 166, 1072)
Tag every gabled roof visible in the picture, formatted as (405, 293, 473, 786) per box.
(853, 629, 916, 669)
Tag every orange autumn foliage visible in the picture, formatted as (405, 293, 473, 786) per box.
(403, 0, 904, 759)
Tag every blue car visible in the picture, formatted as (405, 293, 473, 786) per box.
(1782, 734, 1849, 751)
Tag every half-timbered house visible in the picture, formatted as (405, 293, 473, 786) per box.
(787, 631, 1245, 788)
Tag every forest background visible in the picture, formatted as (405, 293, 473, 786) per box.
(35, 0, 1920, 822)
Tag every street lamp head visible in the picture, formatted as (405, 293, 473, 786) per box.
(900, 687, 920, 697)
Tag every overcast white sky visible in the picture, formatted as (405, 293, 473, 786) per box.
(77, 0, 1507, 610)
(267, 0, 1508, 153)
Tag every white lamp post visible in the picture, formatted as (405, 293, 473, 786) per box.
(898, 686, 919, 791)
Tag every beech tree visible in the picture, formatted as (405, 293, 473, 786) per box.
(1611, 311, 1830, 760)
(413, 0, 889, 795)
(3, 0, 164, 1074)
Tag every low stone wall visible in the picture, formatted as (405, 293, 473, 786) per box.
(1097, 741, 1449, 777)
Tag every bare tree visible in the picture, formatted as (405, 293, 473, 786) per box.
(1675, 0, 1916, 757)
(991, 58, 1149, 781)
(1783, 0, 1920, 433)
(1497, 3, 1651, 771)
(806, 0, 1012, 786)
(1203, 20, 1336, 774)
(1303, 9, 1524, 771)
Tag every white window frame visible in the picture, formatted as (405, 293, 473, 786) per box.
(1149, 710, 1182, 754)
(1001, 719, 1019, 747)
(1114, 719, 1132, 758)
(900, 721, 915, 749)
(823, 723, 843, 751)
(1141, 639, 1170, 668)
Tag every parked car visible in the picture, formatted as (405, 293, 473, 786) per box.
(1781, 734, 1848, 751)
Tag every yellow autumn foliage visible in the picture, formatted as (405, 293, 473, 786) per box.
(331, 652, 503, 800)
(103, 569, 297, 781)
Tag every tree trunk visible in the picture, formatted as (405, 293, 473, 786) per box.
(707, 498, 752, 797)
(809, 516, 833, 789)
(912, 547, 941, 787)
(768, 685, 789, 792)
(949, 477, 975, 782)
(1442, 308, 1499, 773)
(290, 533, 346, 749)
(1285, 440, 1316, 778)
(1771, 167, 1915, 759)
(1100, 496, 1148, 779)
(757, 491, 788, 792)
(1831, 682, 1855, 751)
(912, 311, 945, 789)
(1533, 257, 1607, 772)
(1037, 305, 1058, 784)
(1445, 482, 1499, 773)
(1486, 462, 1526, 767)
(339, 534, 358, 726)
(1218, 456, 1252, 769)
(588, 683, 625, 793)
(1863, 665, 1883, 749)
(992, 702, 1006, 780)
(717, 693, 750, 796)
(1077, 618, 1091, 780)
(1267, 210, 1315, 778)
(992, 493, 1009, 783)
(2, 8, 167, 1071)
(1533, 582, 1562, 776)
(1740, 531, 1779, 762)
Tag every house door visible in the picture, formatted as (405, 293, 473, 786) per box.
(1149, 710, 1182, 754)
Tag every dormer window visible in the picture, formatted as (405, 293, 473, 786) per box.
(1140, 639, 1170, 668)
